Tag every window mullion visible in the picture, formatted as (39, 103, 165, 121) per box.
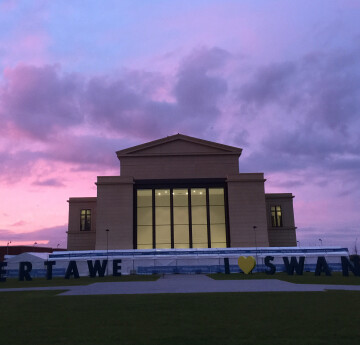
(170, 188, 174, 248)
(188, 188, 192, 248)
(152, 189, 155, 249)
(206, 188, 211, 248)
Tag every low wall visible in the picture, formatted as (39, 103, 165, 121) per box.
(3, 246, 350, 277)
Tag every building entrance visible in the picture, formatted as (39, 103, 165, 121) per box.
(136, 185, 228, 249)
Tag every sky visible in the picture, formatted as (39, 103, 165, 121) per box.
(0, 0, 359, 251)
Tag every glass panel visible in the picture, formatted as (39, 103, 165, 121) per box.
(211, 242, 226, 248)
(191, 206, 207, 224)
(155, 190, 170, 248)
(80, 217, 85, 230)
(191, 188, 206, 206)
(211, 224, 226, 243)
(276, 207, 283, 227)
(137, 190, 153, 248)
(138, 244, 152, 249)
(137, 190, 152, 207)
(155, 189, 170, 206)
(192, 225, 208, 246)
(174, 225, 189, 248)
(209, 205, 225, 224)
(209, 188, 224, 205)
(155, 207, 170, 225)
(173, 189, 189, 248)
(137, 207, 152, 226)
(137, 226, 152, 246)
(156, 225, 171, 246)
(156, 243, 172, 249)
(173, 207, 188, 224)
(173, 189, 188, 206)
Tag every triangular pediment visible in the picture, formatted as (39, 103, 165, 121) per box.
(116, 134, 242, 157)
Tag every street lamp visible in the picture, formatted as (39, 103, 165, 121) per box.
(7, 241, 11, 256)
(319, 238, 322, 246)
(297, 240, 300, 247)
(106, 229, 110, 276)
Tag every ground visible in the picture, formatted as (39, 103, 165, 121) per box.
(1, 273, 360, 345)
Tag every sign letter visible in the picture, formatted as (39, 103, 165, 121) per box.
(0, 262, 7, 282)
(265, 256, 276, 275)
(19, 262, 32, 281)
(65, 261, 80, 279)
(315, 257, 331, 276)
(44, 261, 56, 280)
(113, 260, 122, 276)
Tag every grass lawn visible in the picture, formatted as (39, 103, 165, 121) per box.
(208, 272, 360, 285)
(0, 275, 160, 288)
(0, 290, 360, 345)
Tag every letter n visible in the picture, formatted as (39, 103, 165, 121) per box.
(341, 256, 360, 276)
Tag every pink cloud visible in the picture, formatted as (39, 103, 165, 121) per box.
(0, 45, 359, 251)
(10, 220, 27, 227)
(0, 225, 67, 247)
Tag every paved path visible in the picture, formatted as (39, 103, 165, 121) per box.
(1, 275, 360, 295)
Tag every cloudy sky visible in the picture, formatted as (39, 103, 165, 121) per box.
(0, 0, 359, 251)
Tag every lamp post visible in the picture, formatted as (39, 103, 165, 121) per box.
(297, 240, 300, 247)
(253, 226, 258, 272)
(319, 238, 322, 246)
(7, 241, 11, 256)
(106, 229, 110, 276)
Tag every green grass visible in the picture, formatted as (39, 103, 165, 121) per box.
(208, 272, 360, 285)
(0, 275, 160, 288)
(1, 290, 360, 345)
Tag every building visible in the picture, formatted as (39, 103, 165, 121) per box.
(0, 246, 65, 262)
(67, 134, 296, 251)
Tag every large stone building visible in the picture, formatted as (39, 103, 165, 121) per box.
(67, 134, 296, 250)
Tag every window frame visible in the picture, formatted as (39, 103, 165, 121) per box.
(80, 209, 92, 231)
(270, 205, 283, 228)
(133, 179, 230, 249)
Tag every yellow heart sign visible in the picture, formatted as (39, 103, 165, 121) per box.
(238, 256, 256, 274)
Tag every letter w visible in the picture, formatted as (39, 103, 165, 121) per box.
(87, 260, 108, 277)
(283, 257, 305, 275)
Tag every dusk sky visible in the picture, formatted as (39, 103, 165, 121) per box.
(0, 1, 359, 251)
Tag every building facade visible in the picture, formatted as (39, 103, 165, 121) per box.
(67, 134, 296, 250)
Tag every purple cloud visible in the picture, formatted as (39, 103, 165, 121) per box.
(1, 64, 84, 141)
(32, 178, 65, 187)
(0, 225, 67, 248)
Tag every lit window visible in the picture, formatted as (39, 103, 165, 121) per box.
(80, 209, 91, 231)
(136, 187, 227, 249)
(271, 206, 283, 227)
